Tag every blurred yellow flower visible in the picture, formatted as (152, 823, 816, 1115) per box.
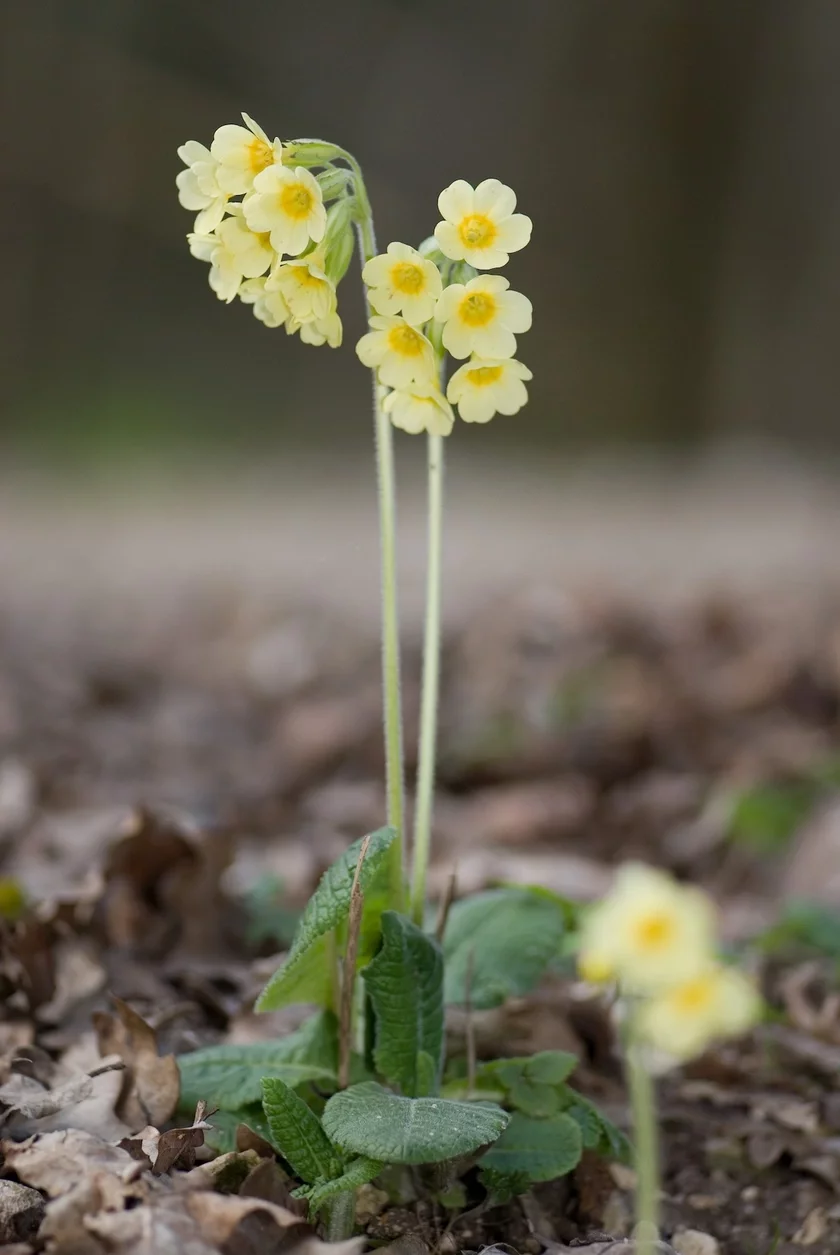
(356, 316, 436, 388)
(447, 357, 532, 424)
(435, 275, 531, 360)
(577, 864, 716, 994)
(435, 179, 532, 269)
(244, 166, 327, 257)
(362, 242, 443, 325)
(176, 141, 228, 233)
(384, 383, 454, 437)
(637, 964, 761, 1061)
(268, 251, 336, 323)
(211, 112, 283, 195)
(239, 277, 290, 328)
(295, 310, 343, 348)
(188, 215, 274, 303)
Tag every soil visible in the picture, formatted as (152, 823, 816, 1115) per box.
(1, 471, 840, 1254)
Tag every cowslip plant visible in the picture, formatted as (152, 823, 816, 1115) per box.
(174, 117, 635, 1240)
(578, 864, 762, 1255)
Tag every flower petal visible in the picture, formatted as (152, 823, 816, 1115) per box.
(496, 213, 532, 254)
(438, 179, 475, 222)
(474, 178, 517, 218)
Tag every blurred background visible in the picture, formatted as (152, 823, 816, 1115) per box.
(1, 0, 840, 612)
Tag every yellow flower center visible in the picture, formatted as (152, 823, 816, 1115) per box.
(288, 265, 322, 288)
(459, 291, 497, 327)
(633, 912, 675, 952)
(279, 182, 315, 220)
(458, 213, 497, 250)
(465, 364, 503, 388)
(387, 324, 426, 357)
(248, 138, 275, 175)
(390, 262, 425, 294)
(672, 975, 716, 1015)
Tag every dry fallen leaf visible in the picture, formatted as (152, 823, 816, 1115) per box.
(0, 1180, 45, 1245)
(93, 996, 180, 1129)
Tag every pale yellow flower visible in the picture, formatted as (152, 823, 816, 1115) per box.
(362, 242, 443, 325)
(176, 140, 228, 233)
(239, 277, 290, 328)
(188, 215, 274, 302)
(384, 384, 454, 437)
(637, 964, 761, 1062)
(356, 316, 436, 389)
(295, 311, 343, 348)
(447, 357, 532, 424)
(210, 112, 283, 195)
(243, 166, 326, 257)
(577, 864, 716, 994)
(268, 251, 336, 323)
(435, 275, 531, 359)
(435, 179, 531, 269)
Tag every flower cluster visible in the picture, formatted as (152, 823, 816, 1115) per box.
(177, 115, 351, 346)
(578, 864, 761, 1064)
(356, 179, 533, 436)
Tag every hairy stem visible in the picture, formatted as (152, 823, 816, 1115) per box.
(344, 152, 406, 910)
(324, 1190, 356, 1241)
(626, 1032, 660, 1255)
(410, 429, 444, 924)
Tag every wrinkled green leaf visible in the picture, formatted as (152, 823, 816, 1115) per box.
(443, 888, 567, 1009)
(365, 911, 444, 1096)
(257, 827, 397, 1011)
(479, 1112, 582, 1201)
(178, 1011, 338, 1111)
(557, 1089, 631, 1162)
(262, 1077, 342, 1184)
(297, 1156, 384, 1213)
(322, 1082, 509, 1165)
(475, 1051, 579, 1117)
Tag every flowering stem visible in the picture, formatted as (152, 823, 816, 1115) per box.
(626, 1032, 660, 1255)
(344, 152, 406, 910)
(410, 427, 444, 925)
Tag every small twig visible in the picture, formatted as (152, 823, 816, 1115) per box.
(338, 835, 371, 1089)
(87, 1060, 126, 1079)
(465, 946, 476, 1101)
(434, 866, 458, 943)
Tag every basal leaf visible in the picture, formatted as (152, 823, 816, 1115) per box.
(559, 1089, 631, 1163)
(443, 888, 567, 1009)
(298, 1156, 384, 1213)
(262, 1077, 342, 1184)
(322, 1082, 509, 1165)
(178, 1011, 338, 1111)
(365, 911, 444, 1096)
(479, 1112, 582, 1201)
(257, 827, 397, 1012)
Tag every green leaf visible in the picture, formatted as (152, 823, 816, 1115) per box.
(479, 1112, 582, 1201)
(297, 1156, 384, 1214)
(177, 1011, 338, 1111)
(758, 899, 840, 961)
(727, 782, 816, 853)
(257, 827, 397, 1012)
(262, 1077, 342, 1184)
(443, 888, 567, 1009)
(322, 1082, 509, 1165)
(197, 1105, 273, 1154)
(365, 911, 445, 1097)
(557, 1089, 632, 1163)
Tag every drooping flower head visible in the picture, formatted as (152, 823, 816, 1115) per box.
(384, 384, 454, 437)
(577, 864, 716, 994)
(189, 212, 274, 303)
(363, 242, 443, 326)
(435, 179, 532, 269)
(447, 357, 532, 424)
(356, 316, 437, 389)
(435, 275, 532, 360)
(211, 112, 283, 195)
(243, 165, 327, 257)
(268, 250, 336, 323)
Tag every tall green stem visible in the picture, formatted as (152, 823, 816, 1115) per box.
(345, 153, 406, 908)
(410, 430, 444, 924)
(626, 1033, 660, 1255)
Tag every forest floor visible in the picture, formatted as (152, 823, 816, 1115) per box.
(1, 453, 840, 1254)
